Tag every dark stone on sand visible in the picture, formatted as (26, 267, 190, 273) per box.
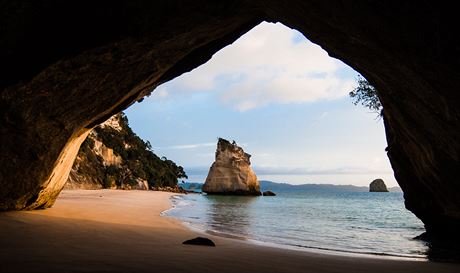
(263, 191, 276, 196)
(182, 237, 216, 247)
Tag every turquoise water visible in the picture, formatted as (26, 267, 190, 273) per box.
(166, 191, 428, 258)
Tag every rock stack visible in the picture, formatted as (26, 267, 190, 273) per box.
(369, 178, 389, 192)
(202, 138, 261, 196)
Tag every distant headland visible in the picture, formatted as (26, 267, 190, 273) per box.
(181, 180, 402, 193)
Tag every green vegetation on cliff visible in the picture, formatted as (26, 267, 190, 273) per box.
(349, 75, 382, 117)
(67, 113, 187, 189)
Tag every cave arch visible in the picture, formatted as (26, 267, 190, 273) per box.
(1, 1, 459, 240)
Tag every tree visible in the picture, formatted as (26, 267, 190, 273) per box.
(93, 113, 188, 188)
(349, 75, 383, 117)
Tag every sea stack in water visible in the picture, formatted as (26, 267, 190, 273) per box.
(202, 138, 261, 195)
(369, 179, 389, 192)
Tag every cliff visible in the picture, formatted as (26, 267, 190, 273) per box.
(65, 113, 187, 190)
(202, 138, 261, 195)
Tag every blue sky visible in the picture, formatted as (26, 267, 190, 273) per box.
(125, 22, 397, 187)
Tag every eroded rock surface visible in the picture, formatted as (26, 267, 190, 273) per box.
(65, 115, 122, 190)
(65, 113, 186, 191)
(202, 138, 261, 195)
(0, 1, 260, 210)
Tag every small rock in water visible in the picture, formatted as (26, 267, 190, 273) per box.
(262, 191, 276, 196)
(369, 178, 389, 192)
(182, 237, 216, 247)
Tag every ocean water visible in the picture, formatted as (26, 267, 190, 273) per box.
(166, 190, 428, 258)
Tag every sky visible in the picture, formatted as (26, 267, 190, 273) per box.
(125, 22, 397, 187)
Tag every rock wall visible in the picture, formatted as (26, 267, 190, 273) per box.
(24, 130, 90, 209)
(0, 1, 258, 210)
(65, 113, 186, 191)
(1, 0, 460, 241)
(65, 134, 120, 190)
(203, 138, 261, 195)
(64, 114, 129, 190)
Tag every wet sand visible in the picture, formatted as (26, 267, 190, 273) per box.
(0, 190, 458, 273)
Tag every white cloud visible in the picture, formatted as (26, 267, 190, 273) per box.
(155, 21, 356, 111)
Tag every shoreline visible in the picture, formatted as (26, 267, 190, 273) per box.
(174, 215, 428, 261)
(1, 190, 458, 273)
(164, 193, 428, 261)
(164, 196, 427, 262)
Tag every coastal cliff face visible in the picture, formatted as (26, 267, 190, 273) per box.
(203, 138, 261, 195)
(65, 114, 125, 190)
(1, 1, 460, 242)
(65, 113, 186, 191)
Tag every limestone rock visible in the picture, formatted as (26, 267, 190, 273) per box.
(64, 115, 123, 190)
(64, 113, 186, 191)
(91, 139, 122, 167)
(369, 179, 389, 192)
(202, 138, 261, 196)
(135, 178, 149, 190)
(99, 115, 123, 132)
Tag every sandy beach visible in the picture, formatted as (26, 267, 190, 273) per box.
(0, 190, 458, 273)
